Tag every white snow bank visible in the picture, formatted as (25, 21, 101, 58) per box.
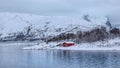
(23, 42, 58, 50)
(23, 38, 120, 50)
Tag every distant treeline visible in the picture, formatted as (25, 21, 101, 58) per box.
(46, 27, 120, 43)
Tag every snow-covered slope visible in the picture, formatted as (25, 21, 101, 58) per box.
(0, 12, 110, 39)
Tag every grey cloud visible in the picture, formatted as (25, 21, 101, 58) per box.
(0, 0, 120, 24)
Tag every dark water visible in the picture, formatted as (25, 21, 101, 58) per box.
(0, 44, 120, 68)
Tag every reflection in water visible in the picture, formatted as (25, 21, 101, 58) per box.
(0, 44, 120, 68)
(51, 50, 120, 68)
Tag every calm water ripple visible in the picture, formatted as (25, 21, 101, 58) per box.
(0, 44, 120, 68)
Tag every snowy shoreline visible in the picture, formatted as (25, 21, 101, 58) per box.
(23, 46, 120, 51)
(49, 47, 120, 51)
(23, 38, 120, 51)
(0, 41, 38, 46)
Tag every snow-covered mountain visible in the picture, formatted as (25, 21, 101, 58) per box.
(0, 12, 111, 41)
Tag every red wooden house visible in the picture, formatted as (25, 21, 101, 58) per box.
(63, 42, 75, 47)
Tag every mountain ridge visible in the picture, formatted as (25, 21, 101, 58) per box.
(0, 12, 113, 41)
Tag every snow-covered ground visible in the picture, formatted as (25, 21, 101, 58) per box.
(0, 12, 120, 50)
(23, 38, 120, 51)
(0, 12, 110, 38)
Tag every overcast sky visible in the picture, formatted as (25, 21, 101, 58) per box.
(0, 0, 120, 24)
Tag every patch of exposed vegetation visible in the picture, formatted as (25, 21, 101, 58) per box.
(46, 27, 120, 43)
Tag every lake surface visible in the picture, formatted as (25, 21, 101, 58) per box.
(0, 43, 120, 68)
